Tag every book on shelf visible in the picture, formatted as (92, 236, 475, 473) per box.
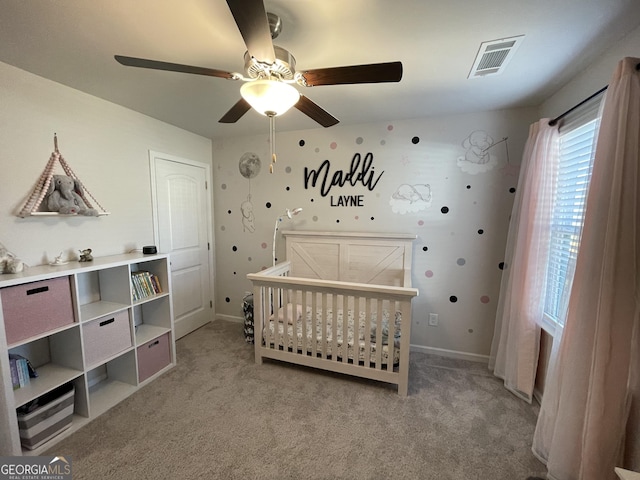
(8, 354, 37, 389)
(9, 357, 19, 390)
(131, 271, 162, 301)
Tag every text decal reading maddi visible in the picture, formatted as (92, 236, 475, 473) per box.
(303, 153, 384, 206)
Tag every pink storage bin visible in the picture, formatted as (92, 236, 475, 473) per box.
(2, 276, 75, 345)
(137, 333, 171, 382)
(83, 310, 132, 367)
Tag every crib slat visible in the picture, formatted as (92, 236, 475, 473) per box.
(386, 300, 395, 372)
(364, 297, 372, 368)
(342, 294, 349, 363)
(311, 291, 318, 357)
(265, 287, 278, 348)
(375, 298, 383, 369)
(281, 287, 289, 351)
(293, 290, 300, 353)
(301, 291, 308, 355)
(331, 294, 339, 362)
(321, 293, 328, 359)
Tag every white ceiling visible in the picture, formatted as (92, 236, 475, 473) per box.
(1, 0, 639, 139)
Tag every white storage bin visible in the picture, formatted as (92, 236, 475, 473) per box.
(83, 310, 132, 367)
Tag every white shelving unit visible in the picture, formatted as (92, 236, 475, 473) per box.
(0, 253, 175, 456)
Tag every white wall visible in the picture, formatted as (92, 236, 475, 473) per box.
(541, 24, 640, 119)
(0, 62, 213, 267)
(212, 107, 538, 359)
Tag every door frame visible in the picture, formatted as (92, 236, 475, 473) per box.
(149, 150, 216, 331)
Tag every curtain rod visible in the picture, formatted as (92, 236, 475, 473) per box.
(548, 61, 640, 127)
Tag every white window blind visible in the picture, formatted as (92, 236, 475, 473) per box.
(543, 95, 602, 327)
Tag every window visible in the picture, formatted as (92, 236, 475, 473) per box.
(542, 97, 602, 328)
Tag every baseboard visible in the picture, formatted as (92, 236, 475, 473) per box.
(410, 344, 489, 363)
(216, 313, 243, 323)
(533, 387, 543, 405)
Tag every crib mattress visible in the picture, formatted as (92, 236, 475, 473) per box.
(265, 305, 402, 365)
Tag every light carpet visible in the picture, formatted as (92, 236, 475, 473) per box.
(46, 320, 548, 479)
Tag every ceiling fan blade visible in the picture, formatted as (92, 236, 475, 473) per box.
(219, 98, 252, 123)
(300, 61, 403, 87)
(295, 95, 339, 128)
(115, 55, 236, 79)
(226, 0, 276, 64)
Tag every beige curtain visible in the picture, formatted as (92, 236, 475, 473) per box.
(532, 57, 640, 480)
(489, 120, 559, 402)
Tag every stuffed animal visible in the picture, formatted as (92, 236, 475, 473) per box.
(46, 175, 98, 216)
(0, 242, 24, 274)
(78, 248, 93, 262)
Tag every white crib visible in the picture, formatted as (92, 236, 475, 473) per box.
(247, 231, 418, 395)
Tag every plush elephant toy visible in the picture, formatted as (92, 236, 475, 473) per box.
(46, 175, 98, 216)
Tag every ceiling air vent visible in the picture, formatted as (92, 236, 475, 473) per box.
(468, 35, 524, 79)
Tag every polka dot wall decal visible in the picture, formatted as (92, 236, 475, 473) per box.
(330, 142, 337, 150)
(411, 136, 420, 144)
(285, 166, 292, 174)
(498, 262, 505, 270)
(220, 226, 226, 231)
(356, 137, 364, 145)
(466, 185, 471, 189)
(478, 229, 484, 234)
(299, 140, 305, 147)
(457, 258, 466, 266)
(265, 202, 272, 208)
(449, 295, 458, 303)
(380, 140, 386, 146)
(261, 242, 267, 248)
(312, 216, 318, 222)
(480, 296, 490, 304)
(370, 217, 375, 220)
(425, 270, 434, 278)
(336, 219, 340, 223)
(441, 206, 449, 214)
(355, 215, 360, 220)
(225, 297, 230, 303)
(315, 147, 320, 153)
(221, 184, 227, 190)
(422, 246, 428, 252)
(286, 186, 290, 191)
(248, 257, 252, 261)
(468, 329, 474, 333)
(232, 246, 238, 252)
(388, 125, 394, 131)
(418, 220, 424, 226)
(509, 187, 516, 193)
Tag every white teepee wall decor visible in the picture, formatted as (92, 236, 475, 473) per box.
(17, 135, 109, 218)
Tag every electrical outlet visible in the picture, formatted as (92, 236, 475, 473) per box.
(428, 313, 439, 326)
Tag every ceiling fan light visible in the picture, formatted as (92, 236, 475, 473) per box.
(240, 79, 300, 116)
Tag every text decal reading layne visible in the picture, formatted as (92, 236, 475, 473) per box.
(303, 153, 384, 206)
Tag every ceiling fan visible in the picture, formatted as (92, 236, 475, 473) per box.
(114, 0, 403, 128)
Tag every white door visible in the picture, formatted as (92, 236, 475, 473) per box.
(150, 152, 214, 339)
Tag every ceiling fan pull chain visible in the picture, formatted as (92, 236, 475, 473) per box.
(269, 114, 276, 173)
